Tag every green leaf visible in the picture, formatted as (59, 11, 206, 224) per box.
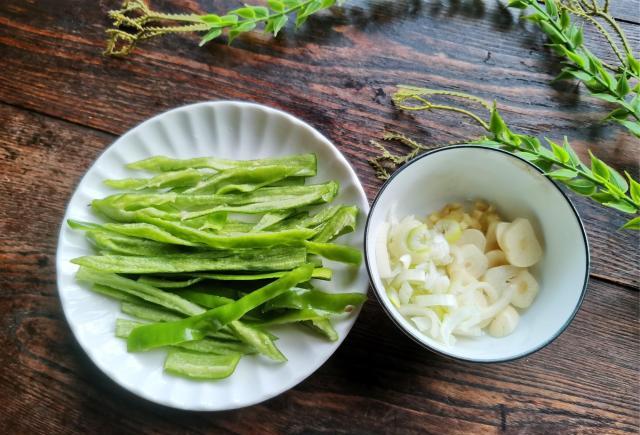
(489, 104, 508, 138)
(283, 0, 302, 7)
(603, 200, 637, 214)
(605, 108, 631, 120)
(507, 0, 528, 8)
(514, 151, 539, 162)
(591, 192, 616, 204)
(559, 10, 570, 29)
(302, 0, 325, 17)
(557, 68, 594, 83)
(268, 0, 285, 12)
(548, 139, 570, 163)
(200, 14, 222, 24)
(228, 21, 257, 44)
(534, 159, 554, 172)
(591, 93, 622, 104)
(554, 45, 587, 69)
(266, 15, 288, 36)
(566, 178, 597, 195)
(626, 172, 640, 204)
(253, 6, 270, 19)
(199, 28, 222, 46)
(616, 73, 630, 97)
(296, 13, 309, 27)
(520, 135, 542, 152)
(537, 146, 556, 161)
(627, 53, 640, 76)
(562, 137, 584, 168)
(540, 21, 565, 44)
(219, 14, 239, 26)
(571, 26, 583, 47)
(523, 13, 544, 23)
(232, 7, 257, 19)
(621, 216, 640, 230)
(617, 119, 640, 138)
(600, 69, 616, 90)
(589, 151, 610, 181)
(546, 168, 578, 180)
(545, 0, 558, 18)
(608, 166, 629, 194)
(586, 52, 603, 74)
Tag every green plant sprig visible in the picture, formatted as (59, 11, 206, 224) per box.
(370, 85, 640, 230)
(105, 0, 342, 56)
(508, 0, 640, 137)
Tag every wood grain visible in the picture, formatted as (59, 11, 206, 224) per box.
(0, 0, 639, 433)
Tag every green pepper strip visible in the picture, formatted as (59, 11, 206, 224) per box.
(251, 210, 295, 232)
(311, 206, 358, 242)
(164, 350, 241, 380)
(76, 267, 204, 315)
(71, 218, 315, 250)
(86, 230, 183, 256)
(115, 319, 251, 355)
(127, 153, 317, 177)
(137, 269, 331, 288)
(121, 301, 182, 322)
(71, 247, 308, 273)
(91, 283, 141, 303)
(304, 318, 339, 341)
(270, 177, 305, 187)
(192, 267, 333, 281)
(92, 182, 338, 221)
(137, 276, 204, 288)
(304, 241, 362, 265)
(264, 287, 367, 313)
(104, 169, 206, 190)
(126, 264, 314, 352)
(183, 165, 301, 194)
(227, 321, 286, 362)
(252, 308, 327, 326)
(173, 290, 235, 308)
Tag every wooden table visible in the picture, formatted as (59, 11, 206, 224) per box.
(1, 1, 638, 433)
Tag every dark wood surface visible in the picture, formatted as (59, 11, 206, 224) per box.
(1, 1, 638, 433)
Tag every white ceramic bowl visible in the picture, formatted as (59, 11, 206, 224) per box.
(56, 101, 369, 410)
(364, 146, 589, 363)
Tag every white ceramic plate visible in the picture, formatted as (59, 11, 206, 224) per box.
(56, 101, 369, 410)
(365, 146, 589, 363)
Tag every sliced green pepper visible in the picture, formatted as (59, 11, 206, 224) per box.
(85, 230, 183, 256)
(137, 276, 204, 289)
(127, 153, 317, 177)
(304, 318, 339, 341)
(121, 301, 182, 322)
(304, 241, 362, 265)
(251, 210, 295, 232)
(183, 165, 301, 194)
(227, 321, 286, 362)
(163, 350, 241, 380)
(311, 206, 358, 242)
(264, 287, 366, 313)
(72, 247, 308, 273)
(253, 308, 326, 326)
(104, 169, 206, 190)
(173, 290, 235, 309)
(126, 264, 314, 351)
(193, 267, 332, 281)
(76, 267, 204, 315)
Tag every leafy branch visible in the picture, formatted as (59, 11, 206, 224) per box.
(370, 85, 640, 230)
(105, 0, 342, 56)
(508, 0, 640, 137)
